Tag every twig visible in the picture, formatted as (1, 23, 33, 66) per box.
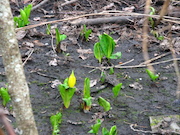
(70, 16, 133, 25)
(155, 0, 170, 26)
(61, 0, 78, 7)
(139, 52, 171, 65)
(32, 0, 49, 11)
(0, 108, 16, 135)
(23, 49, 34, 66)
(83, 58, 180, 70)
(142, 0, 154, 73)
(130, 124, 154, 134)
(168, 25, 180, 100)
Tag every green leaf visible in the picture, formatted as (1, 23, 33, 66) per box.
(55, 28, 61, 45)
(94, 42, 104, 63)
(82, 97, 92, 107)
(83, 78, 90, 98)
(88, 119, 102, 134)
(20, 9, 28, 25)
(55, 28, 67, 45)
(98, 97, 111, 111)
(99, 33, 115, 59)
(109, 52, 122, 59)
(109, 125, 117, 135)
(58, 84, 76, 108)
(112, 83, 122, 98)
(109, 67, 114, 75)
(85, 29, 92, 41)
(100, 71, 106, 83)
(102, 127, 110, 135)
(157, 36, 164, 41)
(24, 4, 32, 19)
(146, 69, 159, 81)
(50, 112, 62, 135)
(46, 24, 51, 35)
(0, 87, 11, 107)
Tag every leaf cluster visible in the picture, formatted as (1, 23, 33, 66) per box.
(14, 4, 32, 27)
(94, 33, 121, 63)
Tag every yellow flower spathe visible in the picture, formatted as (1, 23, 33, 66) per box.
(68, 70, 76, 88)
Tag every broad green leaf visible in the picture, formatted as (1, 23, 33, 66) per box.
(58, 84, 76, 108)
(146, 69, 159, 81)
(88, 119, 102, 134)
(83, 78, 90, 98)
(59, 34, 67, 42)
(112, 83, 122, 98)
(109, 125, 117, 135)
(94, 42, 103, 63)
(109, 52, 122, 59)
(99, 33, 115, 59)
(98, 97, 111, 111)
(102, 127, 110, 135)
(0, 87, 11, 106)
(50, 112, 62, 135)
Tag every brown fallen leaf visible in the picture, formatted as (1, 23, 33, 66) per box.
(16, 30, 27, 40)
(33, 40, 45, 46)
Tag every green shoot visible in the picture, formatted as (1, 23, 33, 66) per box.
(50, 112, 62, 135)
(102, 125, 117, 135)
(80, 24, 92, 41)
(98, 97, 111, 112)
(46, 24, 51, 35)
(0, 87, 11, 107)
(55, 28, 67, 53)
(146, 69, 159, 81)
(94, 33, 121, 63)
(58, 71, 76, 108)
(88, 119, 102, 135)
(149, 7, 164, 41)
(149, 7, 155, 28)
(82, 78, 92, 112)
(112, 83, 122, 98)
(109, 67, 114, 75)
(150, 30, 164, 41)
(100, 71, 106, 83)
(14, 4, 32, 28)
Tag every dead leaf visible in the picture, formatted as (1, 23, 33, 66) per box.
(49, 58, 58, 66)
(77, 49, 92, 54)
(129, 82, 143, 90)
(33, 40, 45, 46)
(79, 54, 87, 60)
(22, 41, 34, 48)
(16, 30, 27, 40)
(33, 17, 41, 21)
(122, 6, 135, 12)
(103, 3, 114, 10)
(90, 79, 98, 87)
(51, 80, 61, 88)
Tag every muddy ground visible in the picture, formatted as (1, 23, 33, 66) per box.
(0, 0, 180, 134)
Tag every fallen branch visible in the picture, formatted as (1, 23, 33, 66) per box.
(70, 16, 133, 25)
(83, 58, 180, 70)
(15, 11, 180, 32)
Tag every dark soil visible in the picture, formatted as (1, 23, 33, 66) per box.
(1, 0, 180, 135)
